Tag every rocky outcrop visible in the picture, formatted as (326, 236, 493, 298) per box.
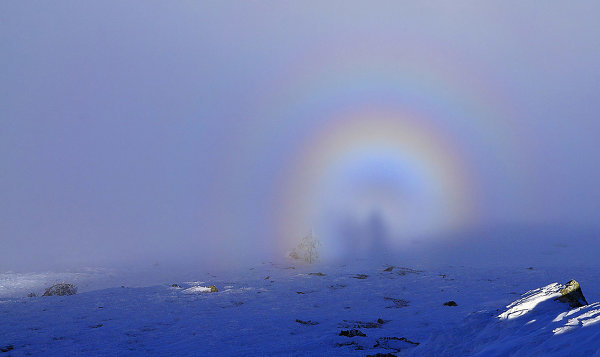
(555, 280, 588, 308)
(339, 329, 366, 337)
(42, 283, 77, 296)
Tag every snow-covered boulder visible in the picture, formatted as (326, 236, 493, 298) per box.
(42, 283, 77, 296)
(182, 285, 218, 294)
(470, 280, 600, 356)
(498, 279, 588, 320)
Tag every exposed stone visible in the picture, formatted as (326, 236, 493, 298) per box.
(42, 283, 77, 297)
(339, 329, 366, 337)
(295, 319, 319, 325)
(338, 318, 388, 329)
(384, 297, 409, 308)
(555, 280, 588, 308)
(208, 285, 218, 293)
(0, 345, 14, 353)
(353, 274, 369, 279)
(444, 301, 458, 306)
(373, 337, 420, 352)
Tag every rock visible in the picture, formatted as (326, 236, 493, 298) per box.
(353, 274, 369, 279)
(367, 353, 396, 357)
(308, 272, 326, 276)
(383, 266, 394, 272)
(27, 292, 37, 298)
(335, 341, 364, 350)
(338, 318, 388, 329)
(384, 297, 409, 308)
(171, 284, 180, 288)
(555, 280, 588, 308)
(373, 337, 420, 352)
(295, 319, 319, 325)
(499, 280, 589, 320)
(182, 285, 218, 294)
(0, 345, 14, 353)
(339, 329, 366, 337)
(444, 301, 458, 306)
(42, 283, 77, 296)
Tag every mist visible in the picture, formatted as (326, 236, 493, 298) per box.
(2, 2, 600, 273)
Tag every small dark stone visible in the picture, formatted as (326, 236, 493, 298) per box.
(295, 319, 319, 325)
(208, 285, 218, 293)
(353, 274, 369, 279)
(384, 297, 409, 308)
(338, 319, 387, 329)
(339, 329, 366, 337)
(27, 292, 37, 298)
(335, 341, 364, 350)
(0, 345, 14, 353)
(444, 301, 458, 306)
(367, 354, 396, 357)
(171, 284, 180, 288)
(264, 276, 270, 280)
(383, 266, 394, 272)
(308, 272, 326, 276)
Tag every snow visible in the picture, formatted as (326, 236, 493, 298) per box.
(181, 286, 213, 294)
(1, 262, 599, 356)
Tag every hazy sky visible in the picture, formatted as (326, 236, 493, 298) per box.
(2, 2, 600, 270)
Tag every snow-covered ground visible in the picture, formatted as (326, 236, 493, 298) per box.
(1, 261, 599, 356)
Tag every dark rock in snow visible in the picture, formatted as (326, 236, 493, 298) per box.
(42, 283, 77, 296)
(338, 318, 388, 329)
(374, 337, 420, 352)
(27, 292, 37, 297)
(335, 341, 364, 350)
(353, 274, 369, 279)
(0, 345, 14, 353)
(555, 280, 588, 308)
(395, 267, 422, 276)
(171, 284, 180, 288)
(339, 329, 366, 337)
(384, 297, 409, 308)
(295, 319, 319, 325)
(444, 301, 458, 306)
(367, 353, 396, 357)
(308, 272, 326, 276)
(208, 285, 219, 293)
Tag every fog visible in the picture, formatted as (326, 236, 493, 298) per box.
(2, 2, 600, 272)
